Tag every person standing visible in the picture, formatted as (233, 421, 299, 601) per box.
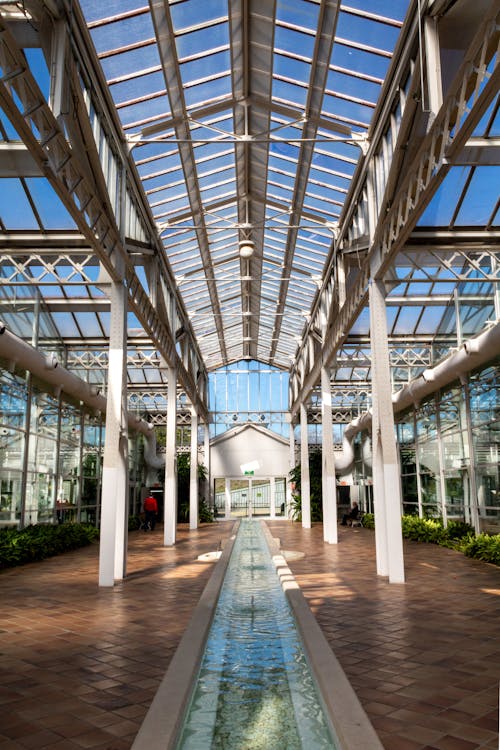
(143, 492, 158, 531)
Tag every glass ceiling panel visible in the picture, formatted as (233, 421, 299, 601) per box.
(74, 0, 420, 371)
(89, 13, 155, 56)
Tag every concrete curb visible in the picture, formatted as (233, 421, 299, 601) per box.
(131, 521, 239, 750)
(262, 521, 385, 750)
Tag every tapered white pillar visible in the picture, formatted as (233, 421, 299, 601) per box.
(321, 366, 337, 543)
(287, 418, 295, 517)
(369, 278, 405, 583)
(190, 406, 198, 530)
(300, 402, 311, 529)
(99, 280, 128, 587)
(204, 421, 211, 509)
(164, 367, 177, 546)
(270, 476, 276, 518)
(224, 477, 231, 519)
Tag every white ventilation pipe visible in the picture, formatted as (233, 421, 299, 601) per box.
(0, 324, 154, 444)
(335, 319, 500, 472)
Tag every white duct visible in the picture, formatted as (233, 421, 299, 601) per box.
(0, 324, 158, 452)
(335, 319, 500, 471)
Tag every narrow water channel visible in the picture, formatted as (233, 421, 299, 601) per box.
(176, 519, 338, 749)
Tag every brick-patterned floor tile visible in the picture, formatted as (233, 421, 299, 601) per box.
(1, 519, 499, 750)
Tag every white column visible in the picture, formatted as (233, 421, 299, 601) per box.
(164, 367, 177, 546)
(321, 365, 337, 543)
(270, 476, 276, 519)
(370, 278, 405, 584)
(224, 477, 231, 519)
(189, 406, 198, 530)
(204, 421, 211, 510)
(99, 280, 128, 587)
(300, 402, 311, 529)
(287, 419, 295, 517)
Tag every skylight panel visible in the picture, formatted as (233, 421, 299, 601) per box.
(180, 50, 231, 85)
(322, 93, 374, 127)
(454, 167, 500, 227)
(100, 44, 162, 82)
(175, 22, 229, 59)
(274, 25, 316, 58)
(90, 12, 155, 56)
(24, 179, 77, 230)
(170, 0, 228, 32)
(0, 179, 38, 229)
(332, 41, 390, 79)
(80, 1, 147, 25)
(326, 69, 381, 104)
(109, 70, 165, 105)
(184, 76, 232, 109)
(342, 1, 408, 24)
(272, 78, 308, 108)
(418, 167, 471, 227)
(73, 313, 104, 338)
(118, 97, 171, 128)
(198, 167, 235, 191)
(273, 54, 311, 86)
(336, 10, 401, 54)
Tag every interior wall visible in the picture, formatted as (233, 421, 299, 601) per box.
(210, 425, 290, 479)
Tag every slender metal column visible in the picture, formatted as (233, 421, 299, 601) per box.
(189, 406, 198, 530)
(99, 280, 128, 587)
(224, 477, 231, 519)
(321, 365, 337, 543)
(164, 367, 177, 546)
(287, 418, 295, 517)
(461, 376, 480, 534)
(300, 402, 311, 529)
(369, 278, 405, 583)
(203, 421, 211, 510)
(270, 476, 276, 519)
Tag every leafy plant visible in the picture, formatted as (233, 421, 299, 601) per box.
(362, 513, 498, 566)
(177, 454, 212, 522)
(361, 512, 374, 529)
(461, 533, 500, 565)
(289, 449, 323, 522)
(0, 523, 99, 570)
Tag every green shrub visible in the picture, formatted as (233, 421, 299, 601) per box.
(363, 513, 498, 566)
(0, 523, 99, 570)
(461, 533, 500, 565)
(289, 450, 323, 522)
(128, 515, 142, 531)
(401, 515, 445, 543)
(361, 512, 374, 529)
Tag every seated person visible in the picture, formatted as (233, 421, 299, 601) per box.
(341, 501, 360, 526)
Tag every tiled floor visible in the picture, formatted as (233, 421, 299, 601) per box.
(0, 520, 498, 750)
(267, 521, 500, 750)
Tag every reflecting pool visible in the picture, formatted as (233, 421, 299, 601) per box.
(176, 519, 338, 749)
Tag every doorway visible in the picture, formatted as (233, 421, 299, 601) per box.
(214, 477, 286, 518)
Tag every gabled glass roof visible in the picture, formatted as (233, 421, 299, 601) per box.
(76, 0, 410, 370)
(0, 0, 498, 417)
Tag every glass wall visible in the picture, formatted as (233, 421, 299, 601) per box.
(351, 361, 500, 530)
(0, 364, 145, 528)
(208, 360, 289, 437)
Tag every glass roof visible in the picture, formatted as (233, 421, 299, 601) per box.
(77, 0, 409, 370)
(0, 0, 498, 418)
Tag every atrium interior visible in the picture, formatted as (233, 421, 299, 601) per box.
(0, 0, 499, 747)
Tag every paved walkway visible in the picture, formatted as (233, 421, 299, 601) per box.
(0, 520, 498, 750)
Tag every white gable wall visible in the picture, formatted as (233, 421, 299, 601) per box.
(210, 425, 289, 479)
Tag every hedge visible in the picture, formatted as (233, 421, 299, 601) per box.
(360, 513, 499, 566)
(0, 523, 99, 570)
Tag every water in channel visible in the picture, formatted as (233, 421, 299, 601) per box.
(176, 519, 338, 749)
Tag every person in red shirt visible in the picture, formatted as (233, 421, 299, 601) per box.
(143, 492, 158, 531)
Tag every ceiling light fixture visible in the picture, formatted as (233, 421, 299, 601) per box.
(239, 240, 255, 259)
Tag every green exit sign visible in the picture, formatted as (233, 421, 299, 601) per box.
(244, 470, 254, 476)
